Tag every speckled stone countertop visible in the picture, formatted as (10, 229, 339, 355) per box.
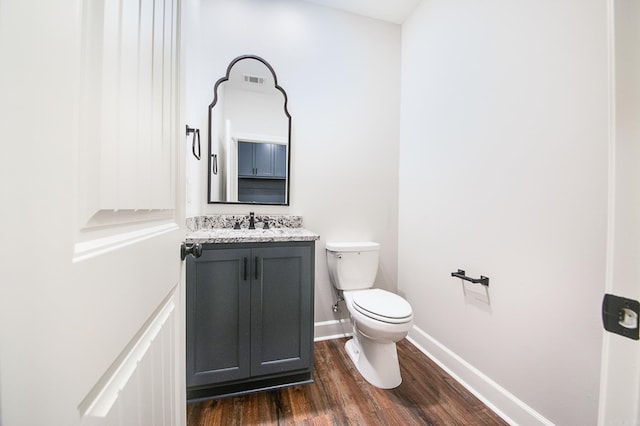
(185, 215, 320, 244)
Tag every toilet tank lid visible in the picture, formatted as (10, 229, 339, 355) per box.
(326, 242, 380, 252)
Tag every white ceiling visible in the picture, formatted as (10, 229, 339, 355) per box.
(302, 0, 422, 24)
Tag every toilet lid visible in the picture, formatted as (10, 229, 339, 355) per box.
(352, 289, 413, 324)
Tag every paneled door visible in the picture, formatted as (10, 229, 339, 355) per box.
(0, 0, 186, 425)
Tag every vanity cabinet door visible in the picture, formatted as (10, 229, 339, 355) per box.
(186, 248, 251, 387)
(250, 245, 313, 376)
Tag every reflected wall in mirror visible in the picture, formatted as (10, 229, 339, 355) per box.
(208, 55, 291, 205)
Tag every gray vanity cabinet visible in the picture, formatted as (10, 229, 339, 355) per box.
(186, 241, 314, 401)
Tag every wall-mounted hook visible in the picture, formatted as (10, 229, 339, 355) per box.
(185, 125, 201, 160)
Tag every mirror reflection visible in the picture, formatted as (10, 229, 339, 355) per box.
(208, 55, 291, 205)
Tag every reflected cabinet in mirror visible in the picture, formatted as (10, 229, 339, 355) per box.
(208, 55, 291, 205)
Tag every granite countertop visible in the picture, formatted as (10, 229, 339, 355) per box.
(185, 214, 320, 244)
(185, 227, 320, 244)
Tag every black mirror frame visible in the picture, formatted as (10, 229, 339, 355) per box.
(207, 54, 292, 205)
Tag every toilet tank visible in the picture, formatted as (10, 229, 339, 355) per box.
(326, 242, 380, 291)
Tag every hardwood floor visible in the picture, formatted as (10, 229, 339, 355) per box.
(187, 338, 509, 425)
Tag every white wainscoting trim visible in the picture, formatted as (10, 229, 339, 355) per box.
(78, 289, 176, 418)
(407, 326, 554, 426)
(73, 222, 179, 263)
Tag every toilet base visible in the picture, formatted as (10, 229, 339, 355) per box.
(345, 335, 402, 389)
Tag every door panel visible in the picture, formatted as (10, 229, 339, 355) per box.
(0, 0, 185, 425)
(254, 143, 274, 176)
(238, 141, 254, 176)
(251, 246, 313, 376)
(274, 144, 287, 178)
(186, 248, 251, 386)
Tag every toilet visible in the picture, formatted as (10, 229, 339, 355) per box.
(326, 242, 413, 389)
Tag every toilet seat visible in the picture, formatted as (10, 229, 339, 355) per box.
(351, 289, 413, 324)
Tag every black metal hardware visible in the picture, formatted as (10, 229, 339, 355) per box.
(181, 242, 202, 260)
(603, 294, 640, 340)
(243, 257, 248, 281)
(451, 269, 489, 287)
(211, 154, 218, 175)
(255, 256, 259, 280)
(186, 125, 201, 160)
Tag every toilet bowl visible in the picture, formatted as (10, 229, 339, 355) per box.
(326, 242, 414, 389)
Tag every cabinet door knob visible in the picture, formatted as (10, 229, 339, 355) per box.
(180, 242, 202, 260)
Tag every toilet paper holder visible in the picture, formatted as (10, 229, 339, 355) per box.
(451, 269, 490, 287)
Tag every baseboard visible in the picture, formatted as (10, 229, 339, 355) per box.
(314, 319, 352, 341)
(407, 326, 554, 426)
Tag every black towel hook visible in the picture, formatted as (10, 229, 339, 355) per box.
(185, 125, 201, 160)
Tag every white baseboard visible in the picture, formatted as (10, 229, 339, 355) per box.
(314, 321, 552, 425)
(407, 326, 554, 426)
(314, 319, 352, 341)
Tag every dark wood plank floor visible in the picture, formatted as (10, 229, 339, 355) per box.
(187, 338, 509, 425)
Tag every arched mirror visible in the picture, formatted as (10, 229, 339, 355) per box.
(208, 55, 291, 205)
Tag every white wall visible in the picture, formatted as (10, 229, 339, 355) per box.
(184, 0, 401, 327)
(223, 87, 287, 138)
(399, 1, 608, 425)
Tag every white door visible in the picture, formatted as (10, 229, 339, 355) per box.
(598, 0, 640, 424)
(0, 0, 186, 425)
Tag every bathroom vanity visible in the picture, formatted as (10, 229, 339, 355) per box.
(186, 55, 315, 400)
(184, 215, 319, 401)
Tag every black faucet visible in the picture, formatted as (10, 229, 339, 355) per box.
(249, 212, 255, 230)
